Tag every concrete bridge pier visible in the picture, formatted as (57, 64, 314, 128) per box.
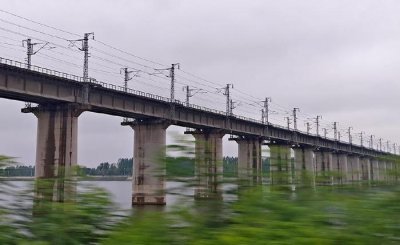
(386, 161, 393, 183)
(348, 156, 361, 183)
(234, 136, 262, 184)
(379, 160, 387, 182)
(22, 103, 82, 201)
(190, 129, 224, 200)
(269, 144, 292, 185)
(127, 119, 169, 205)
(331, 153, 339, 184)
(371, 159, 379, 181)
(337, 154, 349, 184)
(293, 147, 315, 186)
(360, 157, 371, 183)
(314, 151, 333, 184)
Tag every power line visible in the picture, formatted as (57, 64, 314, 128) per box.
(0, 8, 80, 37)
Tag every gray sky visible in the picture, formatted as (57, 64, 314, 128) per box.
(0, 0, 399, 167)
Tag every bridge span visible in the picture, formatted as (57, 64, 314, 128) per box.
(0, 57, 398, 205)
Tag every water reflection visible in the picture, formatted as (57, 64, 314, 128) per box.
(1, 180, 238, 211)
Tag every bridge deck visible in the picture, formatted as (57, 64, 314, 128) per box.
(0, 57, 390, 158)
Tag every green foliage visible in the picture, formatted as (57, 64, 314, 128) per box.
(25, 184, 115, 245)
(0, 165, 35, 177)
(2, 152, 400, 244)
(100, 186, 400, 245)
(0, 155, 117, 245)
(0, 155, 22, 244)
(80, 158, 133, 176)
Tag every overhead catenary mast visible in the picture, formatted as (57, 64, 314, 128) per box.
(223, 83, 234, 116)
(314, 115, 322, 136)
(292, 108, 300, 131)
(120, 68, 139, 122)
(305, 121, 312, 135)
(120, 68, 140, 92)
(359, 132, 364, 147)
(169, 63, 180, 102)
(22, 38, 53, 69)
(285, 116, 291, 130)
(68, 32, 94, 104)
(22, 38, 53, 107)
(323, 128, 328, 138)
(333, 122, 338, 140)
(262, 97, 271, 124)
(370, 135, 375, 149)
(183, 85, 206, 106)
(68, 32, 94, 82)
(347, 127, 353, 144)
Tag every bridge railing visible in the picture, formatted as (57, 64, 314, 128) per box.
(0, 56, 317, 133)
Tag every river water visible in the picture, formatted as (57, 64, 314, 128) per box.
(1, 180, 238, 211)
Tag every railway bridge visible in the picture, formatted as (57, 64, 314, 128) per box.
(0, 57, 398, 205)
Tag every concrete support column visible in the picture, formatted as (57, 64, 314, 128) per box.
(315, 151, 333, 184)
(379, 161, 387, 182)
(235, 137, 262, 183)
(130, 119, 168, 205)
(191, 129, 224, 200)
(23, 103, 81, 202)
(293, 147, 314, 185)
(360, 158, 371, 182)
(331, 153, 345, 184)
(371, 159, 379, 181)
(386, 162, 393, 183)
(269, 144, 292, 184)
(348, 156, 361, 182)
(337, 154, 349, 184)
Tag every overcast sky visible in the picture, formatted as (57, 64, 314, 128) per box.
(0, 0, 399, 167)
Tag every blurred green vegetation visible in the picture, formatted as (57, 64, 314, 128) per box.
(1, 154, 400, 244)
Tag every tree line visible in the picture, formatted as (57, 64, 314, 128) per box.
(0, 157, 271, 177)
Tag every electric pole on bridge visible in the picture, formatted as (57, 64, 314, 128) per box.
(223, 84, 234, 116)
(153, 63, 180, 103)
(68, 32, 94, 82)
(386, 140, 390, 153)
(347, 127, 353, 144)
(285, 116, 291, 130)
(370, 135, 375, 149)
(338, 131, 341, 141)
(230, 99, 239, 116)
(323, 128, 328, 138)
(120, 68, 140, 92)
(120, 68, 139, 122)
(261, 97, 271, 124)
(333, 122, 338, 140)
(314, 115, 322, 136)
(292, 108, 299, 131)
(183, 86, 205, 106)
(22, 38, 53, 108)
(22, 38, 53, 70)
(379, 138, 383, 151)
(305, 121, 312, 135)
(169, 63, 180, 102)
(68, 32, 94, 104)
(359, 132, 364, 147)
